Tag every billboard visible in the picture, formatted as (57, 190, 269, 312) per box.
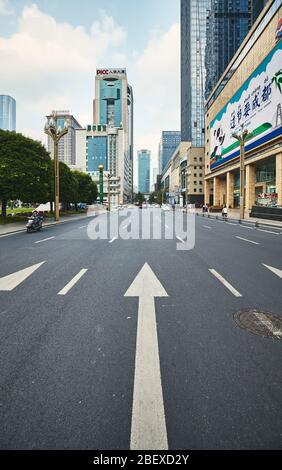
(210, 41, 282, 170)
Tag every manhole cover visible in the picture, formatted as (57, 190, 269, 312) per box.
(234, 309, 282, 340)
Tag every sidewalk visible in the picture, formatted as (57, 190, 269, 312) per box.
(0, 209, 105, 236)
(196, 208, 282, 228)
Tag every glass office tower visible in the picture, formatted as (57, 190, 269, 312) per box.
(159, 131, 181, 172)
(138, 150, 151, 194)
(181, 0, 211, 146)
(0, 95, 16, 131)
(205, 0, 267, 100)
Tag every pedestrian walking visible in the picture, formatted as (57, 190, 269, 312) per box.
(222, 204, 228, 219)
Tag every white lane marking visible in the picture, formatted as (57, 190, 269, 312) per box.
(0, 261, 46, 291)
(262, 264, 282, 279)
(226, 222, 237, 226)
(109, 237, 117, 243)
(0, 231, 24, 238)
(176, 236, 185, 243)
(253, 311, 282, 338)
(240, 225, 254, 230)
(165, 224, 169, 229)
(57, 268, 88, 295)
(235, 236, 260, 245)
(79, 225, 87, 229)
(35, 236, 55, 244)
(209, 268, 242, 297)
(125, 263, 168, 450)
(203, 225, 212, 229)
(257, 229, 279, 235)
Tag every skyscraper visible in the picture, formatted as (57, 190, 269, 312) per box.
(93, 68, 134, 199)
(205, 1, 268, 100)
(0, 95, 16, 131)
(181, 0, 210, 146)
(47, 111, 82, 167)
(159, 131, 181, 172)
(138, 150, 151, 194)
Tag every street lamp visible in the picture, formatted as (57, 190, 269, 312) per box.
(107, 173, 111, 212)
(185, 167, 188, 213)
(44, 111, 70, 221)
(232, 124, 252, 220)
(98, 164, 104, 206)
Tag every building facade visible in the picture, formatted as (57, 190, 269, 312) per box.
(205, 0, 268, 100)
(93, 68, 133, 199)
(181, 0, 210, 145)
(204, 0, 282, 210)
(161, 142, 205, 206)
(0, 95, 16, 131)
(47, 111, 82, 168)
(76, 124, 125, 206)
(159, 131, 181, 172)
(138, 150, 151, 194)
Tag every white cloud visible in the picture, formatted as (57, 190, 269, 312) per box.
(0, 4, 127, 142)
(0, 0, 13, 16)
(0, 4, 180, 190)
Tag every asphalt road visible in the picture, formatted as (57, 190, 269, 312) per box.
(0, 208, 281, 450)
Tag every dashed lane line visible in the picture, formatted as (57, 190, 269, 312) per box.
(35, 236, 55, 244)
(235, 236, 260, 245)
(57, 268, 88, 295)
(209, 268, 242, 297)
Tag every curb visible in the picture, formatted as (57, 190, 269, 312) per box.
(197, 212, 282, 231)
(0, 213, 97, 237)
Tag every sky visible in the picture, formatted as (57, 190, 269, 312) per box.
(0, 0, 180, 186)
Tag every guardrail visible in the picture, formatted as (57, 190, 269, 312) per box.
(196, 212, 282, 232)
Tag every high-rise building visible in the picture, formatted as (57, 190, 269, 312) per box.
(159, 131, 181, 172)
(0, 95, 16, 131)
(138, 150, 151, 194)
(47, 111, 82, 168)
(76, 124, 124, 205)
(181, 0, 210, 146)
(93, 68, 133, 200)
(205, 1, 268, 100)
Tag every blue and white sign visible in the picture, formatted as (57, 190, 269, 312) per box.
(210, 41, 282, 170)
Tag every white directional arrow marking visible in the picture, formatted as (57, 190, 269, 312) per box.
(0, 261, 45, 291)
(125, 262, 168, 450)
(263, 264, 282, 279)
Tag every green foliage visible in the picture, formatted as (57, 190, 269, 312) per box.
(0, 130, 52, 216)
(157, 190, 165, 206)
(148, 192, 156, 204)
(72, 170, 98, 204)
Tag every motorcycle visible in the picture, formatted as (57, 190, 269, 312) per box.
(26, 215, 43, 233)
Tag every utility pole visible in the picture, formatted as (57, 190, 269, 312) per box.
(44, 111, 70, 222)
(185, 167, 188, 213)
(232, 124, 251, 220)
(98, 165, 104, 206)
(107, 173, 111, 211)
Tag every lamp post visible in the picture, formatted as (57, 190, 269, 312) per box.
(44, 111, 70, 222)
(107, 173, 111, 211)
(232, 124, 252, 220)
(98, 165, 104, 206)
(185, 167, 188, 213)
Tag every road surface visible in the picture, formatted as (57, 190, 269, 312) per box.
(0, 208, 281, 449)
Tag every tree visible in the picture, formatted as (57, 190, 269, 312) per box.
(136, 192, 145, 205)
(157, 190, 165, 206)
(58, 162, 78, 211)
(72, 171, 98, 208)
(148, 192, 156, 204)
(0, 130, 52, 217)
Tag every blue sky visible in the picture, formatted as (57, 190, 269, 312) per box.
(0, 0, 180, 183)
